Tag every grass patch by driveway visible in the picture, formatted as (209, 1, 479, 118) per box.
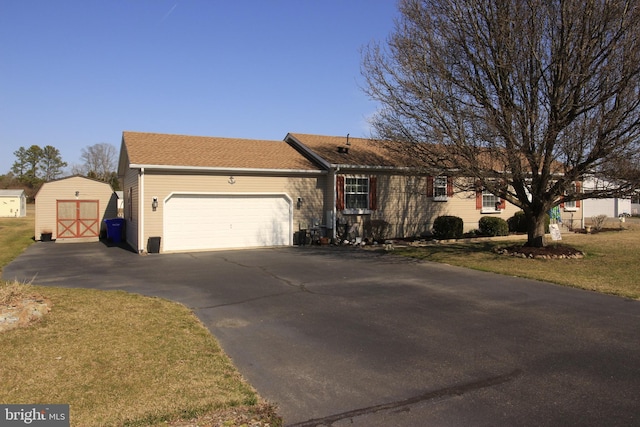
(0, 208, 280, 426)
(0, 286, 264, 426)
(393, 224, 640, 300)
(0, 205, 35, 273)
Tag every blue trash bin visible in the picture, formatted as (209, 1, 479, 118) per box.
(104, 218, 125, 243)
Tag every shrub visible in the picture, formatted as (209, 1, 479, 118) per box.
(478, 216, 509, 236)
(364, 219, 391, 242)
(591, 214, 607, 231)
(432, 215, 463, 239)
(507, 211, 528, 233)
(508, 211, 551, 233)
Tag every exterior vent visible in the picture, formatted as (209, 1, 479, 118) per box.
(337, 146, 349, 154)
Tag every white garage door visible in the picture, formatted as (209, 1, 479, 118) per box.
(164, 194, 292, 252)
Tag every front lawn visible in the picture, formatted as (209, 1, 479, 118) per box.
(392, 224, 640, 300)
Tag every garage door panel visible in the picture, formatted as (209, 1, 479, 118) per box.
(164, 194, 291, 252)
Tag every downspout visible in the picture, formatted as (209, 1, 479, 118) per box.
(139, 167, 145, 254)
(332, 166, 340, 241)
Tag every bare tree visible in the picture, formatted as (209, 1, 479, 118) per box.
(362, 0, 640, 247)
(79, 143, 118, 183)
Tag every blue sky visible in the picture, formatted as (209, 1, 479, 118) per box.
(0, 0, 399, 174)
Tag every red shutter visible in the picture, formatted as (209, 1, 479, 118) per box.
(476, 182, 483, 210)
(426, 176, 434, 197)
(369, 176, 377, 210)
(336, 176, 345, 210)
(499, 199, 506, 209)
(447, 177, 454, 197)
(575, 182, 581, 208)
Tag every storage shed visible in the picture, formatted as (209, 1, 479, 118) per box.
(0, 189, 27, 217)
(35, 176, 118, 242)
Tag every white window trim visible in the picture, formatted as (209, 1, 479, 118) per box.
(481, 208, 503, 214)
(563, 183, 579, 211)
(342, 208, 373, 215)
(481, 189, 502, 214)
(344, 176, 369, 211)
(433, 176, 448, 202)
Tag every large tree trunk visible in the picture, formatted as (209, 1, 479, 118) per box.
(526, 211, 547, 247)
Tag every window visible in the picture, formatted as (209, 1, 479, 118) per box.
(562, 182, 580, 211)
(345, 177, 369, 209)
(336, 176, 377, 212)
(427, 175, 453, 201)
(433, 176, 448, 200)
(482, 189, 501, 211)
(476, 181, 505, 212)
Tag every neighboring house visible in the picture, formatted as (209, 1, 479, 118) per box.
(581, 175, 632, 220)
(118, 131, 582, 254)
(35, 176, 118, 242)
(0, 189, 27, 218)
(115, 191, 124, 217)
(632, 193, 640, 216)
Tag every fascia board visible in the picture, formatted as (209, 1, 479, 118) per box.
(127, 164, 326, 175)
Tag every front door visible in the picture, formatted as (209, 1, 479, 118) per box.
(56, 200, 100, 238)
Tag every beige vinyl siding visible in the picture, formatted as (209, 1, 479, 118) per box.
(342, 175, 526, 239)
(123, 167, 139, 251)
(34, 176, 117, 241)
(140, 171, 326, 252)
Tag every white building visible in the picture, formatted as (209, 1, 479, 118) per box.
(581, 176, 632, 219)
(0, 189, 27, 217)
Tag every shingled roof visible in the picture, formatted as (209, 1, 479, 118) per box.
(121, 131, 322, 171)
(286, 133, 418, 169)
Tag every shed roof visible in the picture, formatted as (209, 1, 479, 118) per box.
(0, 189, 25, 197)
(121, 131, 323, 172)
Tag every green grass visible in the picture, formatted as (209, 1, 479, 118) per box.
(393, 225, 640, 300)
(0, 207, 280, 426)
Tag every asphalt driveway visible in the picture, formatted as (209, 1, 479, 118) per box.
(3, 242, 640, 426)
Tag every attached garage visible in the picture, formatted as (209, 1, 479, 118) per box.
(163, 193, 292, 252)
(118, 131, 326, 254)
(35, 176, 117, 242)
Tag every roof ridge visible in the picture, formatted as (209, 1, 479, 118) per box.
(123, 130, 283, 144)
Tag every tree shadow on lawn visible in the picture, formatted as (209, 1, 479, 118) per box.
(393, 242, 497, 261)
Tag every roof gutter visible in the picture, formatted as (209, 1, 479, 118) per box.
(128, 164, 326, 175)
(330, 164, 417, 173)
